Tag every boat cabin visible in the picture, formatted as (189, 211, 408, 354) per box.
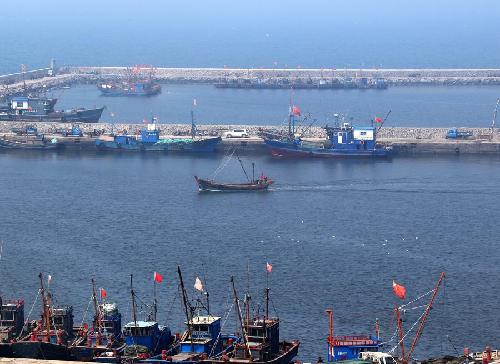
(179, 315, 221, 354)
(8, 97, 56, 115)
(124, 320, 171, 353)
(325, 123, 377, 151)
(328, 335, 383, 362)
(234, 317, 280, 361)
(97, 303, 122, 338)
(140, 124, 160, 144)
(51, 306, 74, 336)
(0, 299, 24, 342)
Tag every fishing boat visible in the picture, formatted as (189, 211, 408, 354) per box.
(0, 298, 25, 357)
(140, 267, 241, 364)
(0, 96, 104, 123)
(69, 280, 124, 361)
(96, 275, 174, 363)
(204, 277, 299, 364)
(11, 273, 73, 360)
(263, 109, 391, 158)
(96, 116, 221, 153)
(0, 134, 61, 150)
(194, 175, 273, 192)
(97, 65, 161, 97)
(195, 153, 273, 192)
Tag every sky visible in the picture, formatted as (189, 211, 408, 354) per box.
(0, 0, 499, 72)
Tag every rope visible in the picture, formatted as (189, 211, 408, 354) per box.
(80, 297, 93, 327)
(17, 289, 41, 339)
(212, 147, 236, 179)
(209, 302, 234, 358)
(388, 308, 428, 355)
(398, 288, 435, 310)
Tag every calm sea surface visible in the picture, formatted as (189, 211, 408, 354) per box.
(53, 84, 500, 127)
(0, 152, 499, 360)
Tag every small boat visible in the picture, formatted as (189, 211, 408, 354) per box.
(194, 176, 273, 192)
(11, 273, 73, 360)
(0, 134, 62, 150)
(195, 155, 273, 192)
(0, 298, 25, 358)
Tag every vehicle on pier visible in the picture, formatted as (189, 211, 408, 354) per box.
(0, 96, 104, 123)
(0, 298, 25, 357)
(97, 65, 161, 97)
(445, 128, 474, 139)
(11, 273, 74, 360)
(263, 109, 391, 159)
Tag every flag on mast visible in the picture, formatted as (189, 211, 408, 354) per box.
(47, 274, 52, 285)
(154, 271, 163, 283)
(100, 288, 107, 299)
(266, 262, 273, 273)
(392, 280, 406, 300)
(194, 277, 203, 292)
(193, 98, 197, 107)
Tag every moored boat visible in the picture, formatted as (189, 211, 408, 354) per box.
(0, 134, 62, 150)
(0, 96, 104, 123)
(11, 273, 73, 360)
(0, 298, 25, 358)
(203, 277, 299, 364)
(263, 109, 391, 159)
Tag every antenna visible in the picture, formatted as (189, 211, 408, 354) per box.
(130, 274, 137, 327)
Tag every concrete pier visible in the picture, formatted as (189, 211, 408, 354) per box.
(1, 122, 499, 155)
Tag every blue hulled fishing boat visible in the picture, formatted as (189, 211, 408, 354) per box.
(96, 116, 221, 153)
(0, 96, 104, 123)
(263, 109, 391, 158)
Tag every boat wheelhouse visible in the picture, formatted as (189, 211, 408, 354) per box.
(328, 335, 384, 362)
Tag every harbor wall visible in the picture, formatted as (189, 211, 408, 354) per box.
(2, 66, 500, 99)
(1, 122, 499, 155)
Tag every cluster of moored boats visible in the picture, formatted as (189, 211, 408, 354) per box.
(0, 269, 299, 364)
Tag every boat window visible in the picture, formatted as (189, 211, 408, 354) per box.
(385, 357, 396, 364)
(0, 311, 14, 321)
(360, 131, 367, 136)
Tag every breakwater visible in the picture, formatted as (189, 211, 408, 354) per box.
(1, 122, 499, 155)
(2, 66, 500, 99)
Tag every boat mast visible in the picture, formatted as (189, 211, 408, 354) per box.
(130, 274, 137, 327)
(153, 278, 158, 322)
(91, 278, 101, 332)
(491, 98, 499, 137)
(252, 163, 255, 183)
(38, 273, 51, 339)
(191, 110, 196, 139)
(325, 309, 334, 362)
(177, 266, 194, 350)
(231, 276, 252, 359)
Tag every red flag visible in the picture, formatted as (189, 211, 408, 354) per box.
(375, 117, 382, 123)
(143, 118, 148, 124)
(266, 262, 273, 273)
(100, 288, 107, 299)
(292, 105, 301, 116)
(392, 280, 406, 300)
(154, 271, 163, 283)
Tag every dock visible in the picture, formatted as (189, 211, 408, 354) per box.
(0, 122, 499, 155)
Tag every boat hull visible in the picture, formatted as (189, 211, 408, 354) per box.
(264, 139, 390, 158)
(0, 138, 61, 150)
(195, 176, 273, 192)
(205, 341, 299, 364)
(11, 341, 70, 360)
(0, 107, 104, 123)
(0, 342, 13, 357)
(96, 137, 221, 153)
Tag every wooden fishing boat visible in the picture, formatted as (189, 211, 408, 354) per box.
(194, 176, 273, 192)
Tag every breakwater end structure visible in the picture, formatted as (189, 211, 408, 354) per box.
(2, 65, 500, 99)
(1, 122, 499, 155)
